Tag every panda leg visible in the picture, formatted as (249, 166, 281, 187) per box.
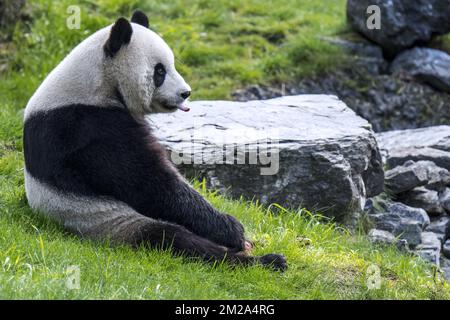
(126, 218, 286, 271)
(84, 210, 286, 271)
(85, 209, 286, 270)
(25, 173, 287, 271)
(81, 212, 287, 270)
(78, 208, 286, 271)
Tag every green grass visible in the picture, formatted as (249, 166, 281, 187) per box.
(1, 0, 450, 299)
(1, 0, 348, 102)
(1, 156, 450, 299)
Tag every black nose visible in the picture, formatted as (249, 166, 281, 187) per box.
(180, 91, 191, 99)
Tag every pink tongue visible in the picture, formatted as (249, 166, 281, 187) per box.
(177, 104, 190, 112)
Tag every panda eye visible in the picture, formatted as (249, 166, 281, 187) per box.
(153, 63, 166, 87)
(157, 66, 165, 75)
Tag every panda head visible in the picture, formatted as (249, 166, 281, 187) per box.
(103, 11, 191, 115)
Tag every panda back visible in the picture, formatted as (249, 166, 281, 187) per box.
(24, 26, 114, 120)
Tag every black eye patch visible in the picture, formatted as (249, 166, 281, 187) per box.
(153, 63, 166, 87)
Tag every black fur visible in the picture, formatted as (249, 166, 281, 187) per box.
(131, 10, 149, 28)
(133, 220, 251, 264)
(23, 105, 287, 271)
(103, 18, 133, 58)
(153, 63, 166, 87)
(24, 105, 246, 250)
(133, 219, 286, 270)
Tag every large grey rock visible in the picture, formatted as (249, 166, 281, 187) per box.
(376, 126, 450, 171)
(415, 232, 442, 265)
(390, 48, 450, 93)
(384, 161, 428, 194)
(366, 198, 429, 247)
(399, 187, 445, 216)
(151, 95, 384, 223)
(347, 0, 450, 56)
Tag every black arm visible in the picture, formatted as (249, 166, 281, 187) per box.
(62, 106, 246, 251)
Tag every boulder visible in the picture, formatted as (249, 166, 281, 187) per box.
(151, 95, 384, 224)
(369, 213, 422, 247)
(346, 0, 450, 56)
(399, 187, 445, 216)
(366, 198, 429, 247)
(416, 232, 442, 265)
(384, 161, 428, 194)
(367, 229, 408, 251)
(366, 198, 430, 229)
(390, 48, 450, 93)
(368, 229, 395, 244)
(385, 160, 450, 194)
(397, 223, 425, 248)
(376, 126, 450, 171)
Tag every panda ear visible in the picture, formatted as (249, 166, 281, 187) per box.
(103, 17, 133, 58)
(131, 10, 149, 28)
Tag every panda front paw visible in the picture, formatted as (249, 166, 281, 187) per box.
(259, 254, 288, 272)
(219, 213, 246, 252)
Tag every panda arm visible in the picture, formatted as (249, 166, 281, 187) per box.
(67, 106, 246, 251)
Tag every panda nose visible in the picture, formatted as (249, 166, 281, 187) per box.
(180, 91, 191, 99)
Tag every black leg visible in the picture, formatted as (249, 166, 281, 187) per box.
(131, 219, 287, 271)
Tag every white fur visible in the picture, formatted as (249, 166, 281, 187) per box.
(25, 170, 154, 241)
(25, 22, 190, 120)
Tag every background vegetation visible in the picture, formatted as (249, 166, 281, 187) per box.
(1, 0, 348, 101)
(0, 0, 449, 299)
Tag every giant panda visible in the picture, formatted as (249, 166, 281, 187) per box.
(23, 11, 287, 271)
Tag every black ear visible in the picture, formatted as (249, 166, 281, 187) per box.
(103, 18, 133, 58)
(131, 10, 149, 28)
